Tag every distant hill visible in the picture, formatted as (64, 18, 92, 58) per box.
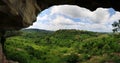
(19, 28, 54, 39)
(21, 28, 54, 33)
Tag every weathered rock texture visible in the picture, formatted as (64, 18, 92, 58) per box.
(0, 0, 120, 30)
(0, 0, 40, 30)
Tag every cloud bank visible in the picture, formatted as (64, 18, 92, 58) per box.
(29, 5, 120, 32)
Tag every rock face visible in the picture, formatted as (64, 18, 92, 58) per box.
(37, 0, 120, 12)
(0, 0, 120, 30)
(0, 44, 19, 63)
(0, 0, 40, 30)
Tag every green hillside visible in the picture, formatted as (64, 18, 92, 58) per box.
(5, 29, 120, 63)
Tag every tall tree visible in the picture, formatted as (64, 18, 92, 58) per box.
(112, 20, 120, 33)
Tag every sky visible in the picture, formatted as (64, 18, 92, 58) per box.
(29, 5, 120, 32)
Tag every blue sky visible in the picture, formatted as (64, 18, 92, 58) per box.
(29, 5, 120, 32)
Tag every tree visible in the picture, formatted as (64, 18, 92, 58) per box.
(112, 20, 120, 33)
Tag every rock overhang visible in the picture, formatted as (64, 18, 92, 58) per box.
(0, 0, 120, 30)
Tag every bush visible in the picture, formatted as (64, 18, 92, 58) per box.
(63, 52, 80, 63)
(7, 51, 30, 63)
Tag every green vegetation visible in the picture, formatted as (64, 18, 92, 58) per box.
(5, 29, 120, 63)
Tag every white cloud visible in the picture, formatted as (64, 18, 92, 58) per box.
(29, 5, 120, 32)
(90, 8, 110, 24)
(50, 5, 111, 24)
(109, 12, 120, 23)
(29, 16, 85, 31)
(50, 5, 92, 18)
(51, 16, 74, 25)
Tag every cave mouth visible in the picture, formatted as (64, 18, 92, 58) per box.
(29, 5, 119, 32)
(0, 0, 120, 63)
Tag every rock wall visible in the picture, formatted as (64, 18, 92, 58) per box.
(0, 44, 18, 63)
(0, 0, 40, 30)
(0, 44, 3, 62)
